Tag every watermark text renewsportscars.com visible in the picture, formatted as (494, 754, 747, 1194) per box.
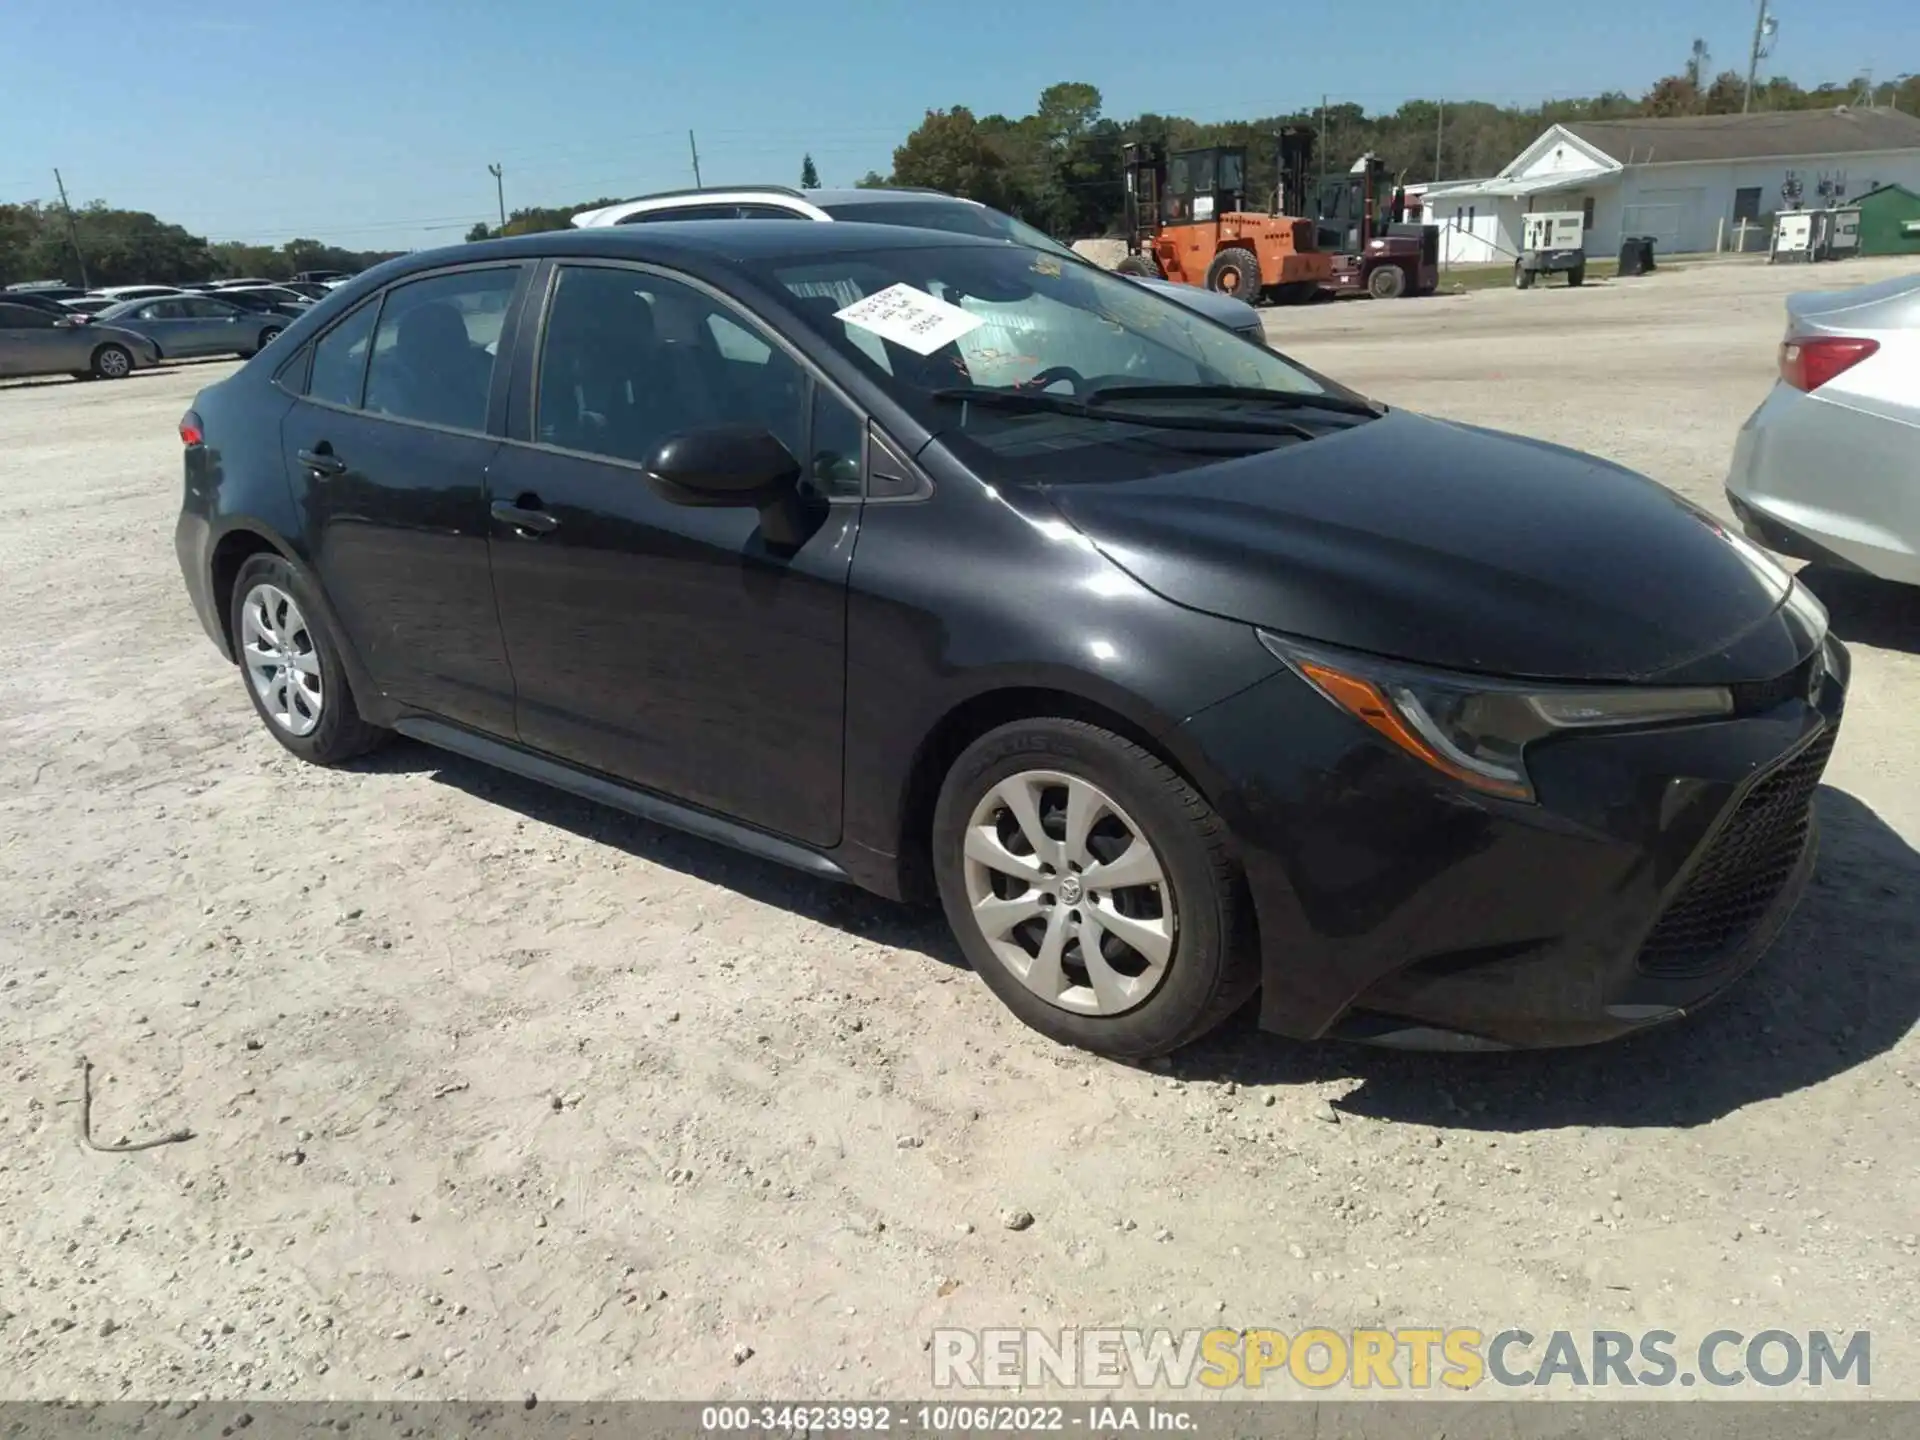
(931, 1327, 1871, 1391)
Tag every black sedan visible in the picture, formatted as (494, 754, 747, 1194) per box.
(173, 222, 1845, 1057)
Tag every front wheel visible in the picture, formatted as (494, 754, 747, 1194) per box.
(1514, 262, 1535, 290)
(932, 718, 1257, 1058)
(91, 343, 133, 380)
(1203, 248, 1263, 302)
(250, 325, 284, 357)
(1116, 253, 1162, 279)
(229, 554, 389, 765)
(1367, 263, 1408, 300)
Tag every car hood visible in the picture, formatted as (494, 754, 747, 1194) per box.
(1042, 409, 1800, 683)
(1126, 275, 1261, 331)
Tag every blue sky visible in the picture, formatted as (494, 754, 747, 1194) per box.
(2, 0, 1905, 250)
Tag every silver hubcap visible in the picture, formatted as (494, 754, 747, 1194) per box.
(99, 349, 128, 377)
(239, 583, 323, 737)
(962, 770, 1175, 1016)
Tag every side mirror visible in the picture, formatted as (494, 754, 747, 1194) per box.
(644, 425, 821, 551)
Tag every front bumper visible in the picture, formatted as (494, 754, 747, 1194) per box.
(1180, 637, 1847, 1050)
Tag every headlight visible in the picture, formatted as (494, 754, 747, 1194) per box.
(1259, 633, 1734, 803)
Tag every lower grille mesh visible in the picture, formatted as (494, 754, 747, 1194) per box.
(1637, 727, 1835, 978)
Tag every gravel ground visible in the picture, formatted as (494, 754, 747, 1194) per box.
(2, 256, 1918, 1403)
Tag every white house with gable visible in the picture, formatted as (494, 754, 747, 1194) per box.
(1426, 108, 1920, 264)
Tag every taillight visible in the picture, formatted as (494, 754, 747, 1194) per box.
(1779, 336, 1879, 393)
(179, 410, 204, 446)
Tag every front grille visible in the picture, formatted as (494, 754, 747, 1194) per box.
(1637, 726, 1835, 978)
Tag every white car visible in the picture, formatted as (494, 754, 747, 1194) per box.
(1726, 273, 1920, 585)
(88, 284, 191, 302)
(572, 186, 1270, 346)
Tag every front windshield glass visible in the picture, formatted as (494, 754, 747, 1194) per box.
(754, 241, 1368, 484)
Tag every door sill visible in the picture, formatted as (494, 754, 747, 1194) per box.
(395, 717, 850, 882)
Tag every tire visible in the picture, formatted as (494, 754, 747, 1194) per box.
(1367, 263, 1408, 300)
(1116, 254, 1162, 279)
(1203, 248, 1263, 302)
(932, 718, 1258, 1059)
(228, 553, 389, 766)
(1514, 262, 1534, 290)
(90, 343, 133, 380)
(1566, 264, 1587, 287)
(250, 325, 284, 358)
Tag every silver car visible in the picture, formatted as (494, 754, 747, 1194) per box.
(96, 293, 290, 361)
(0, 299, 159, 380)
(1727, 272, 1920, 585)
(572, 186, 1271, 345)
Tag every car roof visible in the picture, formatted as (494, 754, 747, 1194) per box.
(573, 186, 984, 227)
(411, 219, 1004, 273)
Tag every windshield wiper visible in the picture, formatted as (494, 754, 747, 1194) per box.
(928, 386, 1314, 439)
(1084, 383, 1381, 418)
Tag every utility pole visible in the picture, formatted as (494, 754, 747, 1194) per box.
(688, 130, 703, 189)
(52, 169, 89, 289)
(487, 163, 506, 229)
(1743, 0, 1777, 114)
(1434, 100, 1444, 183)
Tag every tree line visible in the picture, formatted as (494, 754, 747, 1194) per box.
(7, 55, 1912, 285)
(0, 200, 404, 289)
(867, 61, 1918, 239)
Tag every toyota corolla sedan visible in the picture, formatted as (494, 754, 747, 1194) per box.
(174, 222, 1846, 1057)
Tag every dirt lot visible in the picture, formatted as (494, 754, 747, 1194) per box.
(3, 256, 1918, 1403)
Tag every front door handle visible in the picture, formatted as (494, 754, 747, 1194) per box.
(491, 498, 559, 535)
(297, 446, 346, 476)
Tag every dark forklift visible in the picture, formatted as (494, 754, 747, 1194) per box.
(1313, 151, 1440, 300)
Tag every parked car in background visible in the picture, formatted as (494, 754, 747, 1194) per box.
(293, 269, 353, 285)
(97, 293, 288, 360)
(1728, 272, 1920, 585)
(216, 286, 315, 320)
(280, 281, 335, 302)
(4, 291, 90, 320)
(91, 284, 191, 303)
(0, 299, 158, 380)
(59, 296, 119, 317)
(175, 221, 1844, 1058)
(572, 185, 1270, 346)
(211, 277, 277, 290)
(5, 281, 90, 302)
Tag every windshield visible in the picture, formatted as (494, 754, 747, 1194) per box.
(753, 240, 1369, 484)
(819, 199, 1082, 262)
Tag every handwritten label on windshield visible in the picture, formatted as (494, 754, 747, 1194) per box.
(834, 284, 984, 356)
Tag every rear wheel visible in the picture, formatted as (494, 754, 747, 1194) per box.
(932, 718, 1257, 1058)
(250, 325, 284, 357)
(1203, 248, 1262, 302)
(1367, 263, 1408, 300)
(1514, 262, 1535, 290)
(1566, 264, 1587, 287)
(1116, 254, 1162, 279)
(229, 554, 388, 765)
(90, 343, 133, 380)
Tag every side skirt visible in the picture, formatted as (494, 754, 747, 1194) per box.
(396, 717, 851, 883)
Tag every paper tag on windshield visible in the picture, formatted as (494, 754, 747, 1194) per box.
(834, 284, 983, 356)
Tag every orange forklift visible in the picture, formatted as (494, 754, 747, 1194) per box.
(1119, 131, 1331, 305)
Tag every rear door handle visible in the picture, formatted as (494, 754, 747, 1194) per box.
(491, 498, 559, 535)
(296, 447, 346, 476)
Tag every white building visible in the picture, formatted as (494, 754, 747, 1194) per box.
(1426, 107, 1920, 264)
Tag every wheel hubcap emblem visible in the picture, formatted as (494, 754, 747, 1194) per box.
(1058, 874, 1083, 905)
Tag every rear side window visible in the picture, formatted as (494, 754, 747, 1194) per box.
(0, 303, 56, 329)
(362, 267, 520, 433)
(307, 301, 379, 408)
